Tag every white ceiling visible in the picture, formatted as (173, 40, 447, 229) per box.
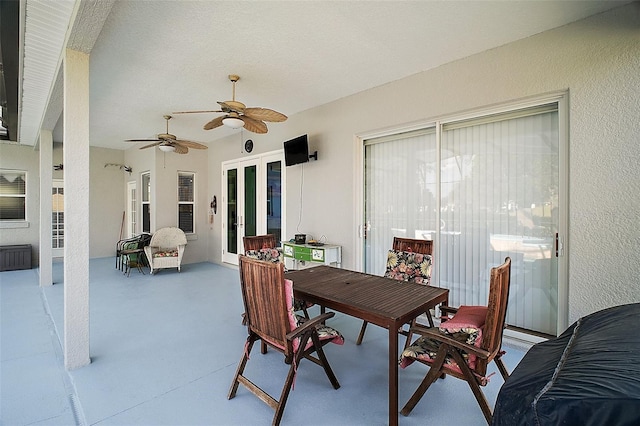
(25, 0, 631, 150)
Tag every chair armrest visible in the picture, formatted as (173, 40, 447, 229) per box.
(408, 326, 491, 360)
(286, 312, 335, 341)
(440, 305, 459, 318)
(408, 323, 432, 336)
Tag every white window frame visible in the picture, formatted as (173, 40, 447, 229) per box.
(52, 179, 64, 256)
(141, 172, 151, 233)
(177, 171, 195, 234)
(0, 169, 28, 227)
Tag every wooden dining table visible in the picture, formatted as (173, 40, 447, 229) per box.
(286, 265, 449, 426)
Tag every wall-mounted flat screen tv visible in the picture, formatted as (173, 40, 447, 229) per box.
(284, 134, 309, 166)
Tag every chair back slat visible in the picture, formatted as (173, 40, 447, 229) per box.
(475, 257, 511, 376)
(149, 227, 187, 247)
(243, 234, 277, 252)
(137, 233, 152, 249)
(238, 255, 292, 355)
(392, 237, 433, 255)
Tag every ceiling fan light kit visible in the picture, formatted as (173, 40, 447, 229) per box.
(173, 74, 287, 134)
(222, 116, 245, 128)
(125, 115, 208, 154)
(159, 144, 176, 152)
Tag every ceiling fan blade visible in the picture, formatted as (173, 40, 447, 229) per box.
(204, 116, 225, 130)
(126, 138, 161, 142)
(172, 110, 222, 114)
(218, 101, 245, 114)
(138, 141, 163, 149)
(243, 107, 287, 123)
(240, 116, 268, 134)
(175, 139, 208, 149)
(173, 144, 189, 154)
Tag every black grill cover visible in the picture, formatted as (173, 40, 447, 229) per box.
(492, 303, 640, 426)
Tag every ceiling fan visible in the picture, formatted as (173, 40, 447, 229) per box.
(173, 74, 287, 134)
(125, 115, 208, 154)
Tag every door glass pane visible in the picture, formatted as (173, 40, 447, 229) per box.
(128, 184, 137, 237)
(227, 169, 238, 254)
(244, 165, 257, 237)
(364, 129, 437, 276)
(266, 161, 282, 243)
(441, 108, 559, 335)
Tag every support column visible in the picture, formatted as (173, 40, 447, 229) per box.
(39, 130, 53, 287)
(63, 49, 90, 370)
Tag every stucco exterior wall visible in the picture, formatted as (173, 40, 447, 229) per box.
(0, 143, 41, 266)
(0, 144, 126, 263)
(208, 3, 640, 326)
(89, 147, 126, 258)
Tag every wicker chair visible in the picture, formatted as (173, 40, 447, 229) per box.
(144, 227, 187, 274)
(228, 255, 343, 425)
(399, 257, 511, 424)
(356, 237, 434, 346)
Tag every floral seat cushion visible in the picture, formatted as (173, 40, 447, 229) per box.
(153, 249, 178, 258)
(245, 248, 283, 264)
(399, 305, 488, 376)
(384, 249, 432, 285)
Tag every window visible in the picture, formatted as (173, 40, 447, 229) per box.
(52, 180, 64, 250)
(0, 170, 26, 220)
(178, 172, 194, 233)
(141, 172, 150, 233)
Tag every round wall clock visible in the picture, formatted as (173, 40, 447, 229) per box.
(244, 139, 253, 153)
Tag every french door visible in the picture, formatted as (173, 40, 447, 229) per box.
(126, 180, 137, 238)
(222, 152, 284, 265)
(362, 97, 567, 336)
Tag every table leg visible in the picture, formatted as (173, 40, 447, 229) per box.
(389, 323, 399, 426)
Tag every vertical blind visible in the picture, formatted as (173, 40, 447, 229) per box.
(364, 103, 559, 335)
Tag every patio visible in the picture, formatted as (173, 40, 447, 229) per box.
(1, 258, 525, 425)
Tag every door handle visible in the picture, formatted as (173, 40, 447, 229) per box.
(555, 233, 563, 257)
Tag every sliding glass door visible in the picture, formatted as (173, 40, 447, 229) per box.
(364, 101, 564, 336)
